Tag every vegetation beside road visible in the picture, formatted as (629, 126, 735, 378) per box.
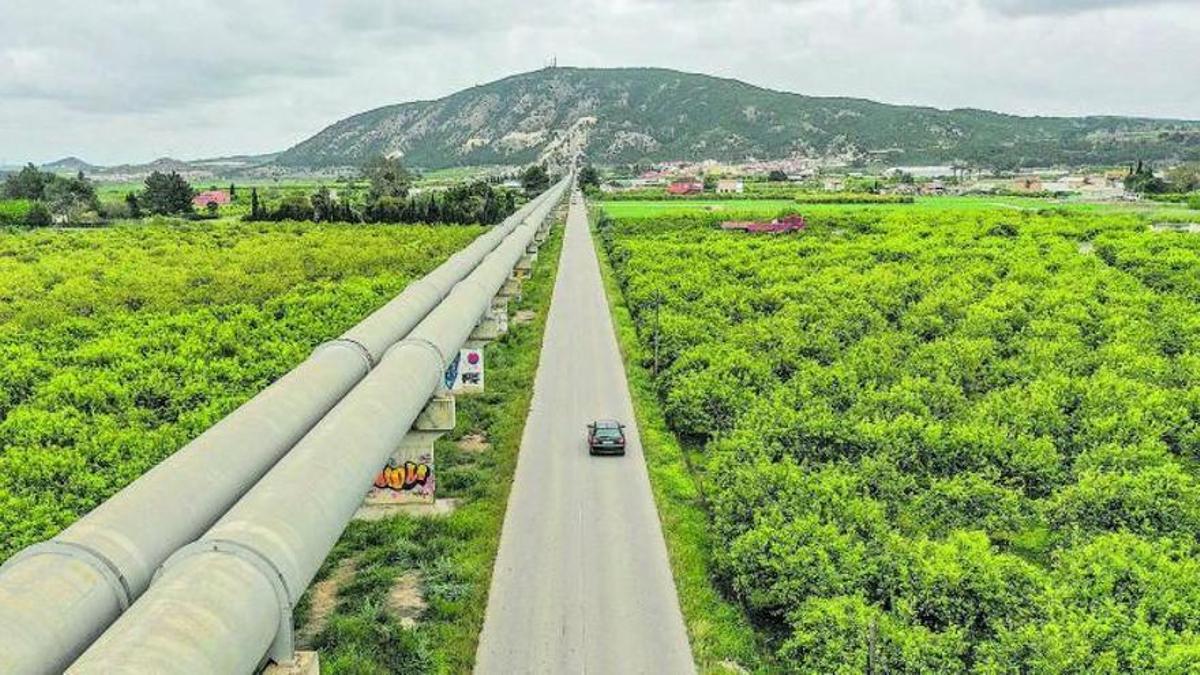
(599, 203, 1200, 671)
(591, 205, 773, 673)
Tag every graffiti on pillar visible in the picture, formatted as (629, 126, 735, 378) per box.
(443, 351, 461, 390)
(373, 461, 431, 491)
(370, 452, 435, 503)
(445, 348, 485, 394)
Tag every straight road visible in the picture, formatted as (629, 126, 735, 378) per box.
(475, 190, 695, 674)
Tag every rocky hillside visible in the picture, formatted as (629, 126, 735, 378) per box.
(274, 67, 1200, 170)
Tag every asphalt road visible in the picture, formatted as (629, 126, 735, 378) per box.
(475, 191, 695, 674)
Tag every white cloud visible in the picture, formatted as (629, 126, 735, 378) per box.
(0, 0, 1196, 164)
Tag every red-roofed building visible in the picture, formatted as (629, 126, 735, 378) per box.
(666, 181, 703, 195)
(192, 190, 231, 208)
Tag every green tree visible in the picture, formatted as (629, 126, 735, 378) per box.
(3, 163, 49, 200)
(362, 155, 413, 202)
(578, 165, 601, 192)
(1166, 163, 1200, 193)
(767, 169, 788, 182)
(42, 173, 99, 222)
(1124, 160, 1168, 194)
(311, 186, 334, 222)
(521, 164, 551, 197)
(24, 201, 52, 227)
(249, 188, 262, 220)
(125, 192, 142, 219)
(272, 194, 315, 221)
(142, 171, 195, 215)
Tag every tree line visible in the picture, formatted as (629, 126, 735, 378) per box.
(3, 156, 560, 228)
(2, 164, 100, 226)
(244, 156, 519, 225)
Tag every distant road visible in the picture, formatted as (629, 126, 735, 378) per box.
(475, 191, 695, 674)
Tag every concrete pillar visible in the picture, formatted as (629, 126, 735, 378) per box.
(263, 651, 319, 675)
(515, 253, 536, 277)
(469, 303, 508, 342)
(451, 345, 487, 394)
(499, 275, 523, 300)
(361, 395, 455, 509)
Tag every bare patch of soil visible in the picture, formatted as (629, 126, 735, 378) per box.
(297, 557, 357, 647)
(387, 572, 428, 628)
(513, 310, 537, 325)
(457, 432, 492, 453)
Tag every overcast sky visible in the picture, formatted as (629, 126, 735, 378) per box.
(1, 0, 1197, 165)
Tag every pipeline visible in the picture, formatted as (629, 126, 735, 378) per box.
(68, 178, 572, 673)
(0, 177, 570, 675)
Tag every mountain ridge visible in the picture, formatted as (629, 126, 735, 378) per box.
(272, 66, 1200, 170)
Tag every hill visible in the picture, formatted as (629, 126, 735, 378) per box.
(42, 157, 100, 174)
(273, 67, 1200, 170)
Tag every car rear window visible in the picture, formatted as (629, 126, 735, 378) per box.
(595, 426, 622, 439)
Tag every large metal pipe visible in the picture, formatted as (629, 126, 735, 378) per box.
(67, 178, 572, 674)
(0, 181, 568, 675)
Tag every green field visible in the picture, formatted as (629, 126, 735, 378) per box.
(598, 203, 1200, 671)
(0, 222, 483, 559)
(599, 195, 1200, 221)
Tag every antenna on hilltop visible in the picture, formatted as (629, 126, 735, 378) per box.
(546, 55, 557, 69)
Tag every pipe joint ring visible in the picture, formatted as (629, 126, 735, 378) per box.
(393, 337, 447, 375)
(2, 541, 133, 610)
(316, 338, 375, 372)
(160, 539, 297, 665)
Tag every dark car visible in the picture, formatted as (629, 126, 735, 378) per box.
(587, 419, 626, 456)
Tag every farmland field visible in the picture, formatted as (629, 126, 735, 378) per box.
(0, 222, 483, 559)
(599, 195, 1200, 221)
(598, 204, 1200, 671)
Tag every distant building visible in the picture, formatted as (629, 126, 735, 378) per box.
(666, 181, 703, 195)
(715, 179, 744, 194)
(192, 190, 231, 208)
(886, 166, 956, 179)
(823, 178, 844, 192)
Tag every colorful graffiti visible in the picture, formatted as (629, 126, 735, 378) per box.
(443, 351, 462, 390)
(373, 461, 432, 492)
(443, 348, 485, 393)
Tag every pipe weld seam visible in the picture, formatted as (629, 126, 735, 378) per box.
(162, 538, 295, 608)
(392, 337, 447, 376)
(1, 541, 133, 610)
(316, 338, 375, 372)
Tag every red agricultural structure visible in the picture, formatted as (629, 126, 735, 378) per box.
(192, 190, 231, 208)
(720, 214, 807, 234)
(666, 181, 703, 195)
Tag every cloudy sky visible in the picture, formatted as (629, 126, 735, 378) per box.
(1, 0, 1197, 165)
